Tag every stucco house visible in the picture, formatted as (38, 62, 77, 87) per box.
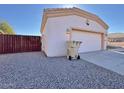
(41, 7, 109, 57)
(108, 33, 124, 42)
(108, 33, 124, 47)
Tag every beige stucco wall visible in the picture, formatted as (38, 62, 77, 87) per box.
(42, 15, 107, 57)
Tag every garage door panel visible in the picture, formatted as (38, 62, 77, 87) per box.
(71, 31, 101, 53)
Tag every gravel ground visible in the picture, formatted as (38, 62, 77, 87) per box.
(0, 52, 124, 89)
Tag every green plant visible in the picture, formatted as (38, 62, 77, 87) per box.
(0, 22, 15, 34)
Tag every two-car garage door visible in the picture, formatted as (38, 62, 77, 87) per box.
(71, 30, 102, 53)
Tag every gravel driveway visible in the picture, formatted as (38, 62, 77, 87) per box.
(0, 52, 124, 89)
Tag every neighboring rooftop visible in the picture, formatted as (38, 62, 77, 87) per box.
(108, 33, 124, 38)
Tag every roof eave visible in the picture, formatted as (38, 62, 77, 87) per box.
(41, 7, 109, 33)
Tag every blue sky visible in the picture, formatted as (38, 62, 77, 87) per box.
(0, 4, 124, 35)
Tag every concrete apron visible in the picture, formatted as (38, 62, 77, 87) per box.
(80, 50, 124, 75)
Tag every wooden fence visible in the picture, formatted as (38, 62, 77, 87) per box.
(0, 35, 41, 54)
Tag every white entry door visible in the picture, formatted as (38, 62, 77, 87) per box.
(71, 30, 102, 53)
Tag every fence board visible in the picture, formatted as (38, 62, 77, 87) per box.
(0, 34, 41, 54)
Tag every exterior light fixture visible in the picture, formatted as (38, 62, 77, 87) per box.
(86, 19, 90, 26)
